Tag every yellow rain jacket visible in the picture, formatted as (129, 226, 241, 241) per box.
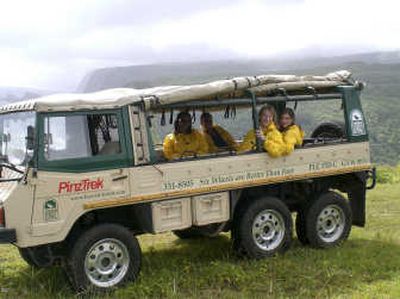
(163, 129, 209, 160)
(238, 123, 304, 157)
(238, 123, 286, 157)
(281, 125, 304, 155)
(203, 125, 237, 152)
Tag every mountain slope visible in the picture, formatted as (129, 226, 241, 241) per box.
(0, 87, 53, 105)
(80, 51, 400, 92)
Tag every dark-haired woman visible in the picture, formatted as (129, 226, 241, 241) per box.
(163, 111, 208, 160)
(279, 107, 304, 155)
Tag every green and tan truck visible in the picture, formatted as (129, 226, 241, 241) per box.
(0, 71, 375, 292)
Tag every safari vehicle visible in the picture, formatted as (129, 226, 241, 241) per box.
(0, 71, 375, 292)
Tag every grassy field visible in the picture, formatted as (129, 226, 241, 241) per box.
(0, 183, 399, 298)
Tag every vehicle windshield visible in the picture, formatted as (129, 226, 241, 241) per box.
(0, 111, 35, 166)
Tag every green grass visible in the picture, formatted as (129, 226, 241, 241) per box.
(376, 165, 400, 184)
(1, 183, 400, 298)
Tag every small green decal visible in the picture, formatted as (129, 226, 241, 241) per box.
(44, 199, 59, 222)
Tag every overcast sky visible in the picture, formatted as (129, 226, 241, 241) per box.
(1, 0, 399, 91)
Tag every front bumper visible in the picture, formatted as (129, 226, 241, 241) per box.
(0, 228, 16, 243)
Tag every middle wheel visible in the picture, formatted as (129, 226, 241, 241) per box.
(173, 222, 226, 239)
(232, 197, 292, 259)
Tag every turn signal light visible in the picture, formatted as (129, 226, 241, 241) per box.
(0, 207, 4, 227)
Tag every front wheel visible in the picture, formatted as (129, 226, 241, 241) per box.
(66, 223, 141, 293)
(232, 197, 292, 259)
(18, 246, 54, 268)
(306, 192, 352, 248)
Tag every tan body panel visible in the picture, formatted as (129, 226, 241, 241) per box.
(100, 141, 371, 208)
(4, 168, 130, 247)
(4, 141, 370, 247)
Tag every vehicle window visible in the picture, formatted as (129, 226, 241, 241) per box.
(44, 113, 121, 161)
(0, 111, 35, 166)
(285, 98, 345, 140)
(147, 106, 252, 162)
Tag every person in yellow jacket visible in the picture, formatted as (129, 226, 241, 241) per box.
(200, 112, 237, 152)
(237, 105, 287, 157)
(163, 111, 209, 160)
(279, 107, 305, 155)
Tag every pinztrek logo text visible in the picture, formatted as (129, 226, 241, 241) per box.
(58, 178, 104, 194)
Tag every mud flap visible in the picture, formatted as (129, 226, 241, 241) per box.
(348, 171, 368, 227)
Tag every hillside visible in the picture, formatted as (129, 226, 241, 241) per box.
(0, 87, 52, 105)
(291, 63, 400, 165)
(81, 51, 400, 92)
(80, 52, 400, 165)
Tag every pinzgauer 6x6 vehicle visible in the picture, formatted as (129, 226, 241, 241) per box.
(0, 71, 375, 292)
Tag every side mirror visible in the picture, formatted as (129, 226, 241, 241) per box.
(26, 125, 35, 150)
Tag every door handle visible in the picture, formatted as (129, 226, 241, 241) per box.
(112, 175, 128, 182)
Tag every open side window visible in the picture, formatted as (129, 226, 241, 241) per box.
(38, 109, 131, 172)
(138, 87, 358, 164)
(145, 103, 254, 163)
(284, 97, 347, 146)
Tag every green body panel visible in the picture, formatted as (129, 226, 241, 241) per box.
(140, 103, 158, 163)
(28, 113, 39, 169)
(37, 109, 133, 173)
(338, 86, 369, 142)
(121, 106, 135, 166)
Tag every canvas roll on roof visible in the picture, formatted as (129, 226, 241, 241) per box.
(0, 70, 354, 114)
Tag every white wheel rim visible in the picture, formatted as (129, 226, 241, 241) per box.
(316, 204, 345, 243)
(84, 238, 130, 288)
(252, 209, 285, 251)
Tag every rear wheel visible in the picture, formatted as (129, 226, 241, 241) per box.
(232, 197, 292, 259)
(306, 192, 352, 248)
(66, 223, 141, 293)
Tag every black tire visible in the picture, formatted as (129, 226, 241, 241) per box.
(295, 209, 309, 245)
(19, 248, 40, 268)
(66, 223, 141, 293)
(232, 197, 292, 259)
(173, 222, 226, 239)
(18, 246, 53, 268)
(311, 121, 345, 139)
(305, 192, 352, 249)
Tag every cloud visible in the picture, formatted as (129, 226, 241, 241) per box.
(0, 0, 399, 90)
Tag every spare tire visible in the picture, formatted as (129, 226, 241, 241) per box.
(311, 121, 345, 139)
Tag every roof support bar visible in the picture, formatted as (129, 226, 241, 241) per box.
(155, 93, 342, 110)
(248, 91, 262, 152)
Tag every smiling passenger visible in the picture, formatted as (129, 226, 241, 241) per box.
(279, 108, 304, 155)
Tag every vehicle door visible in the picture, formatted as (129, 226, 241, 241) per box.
(31, 109, 132, 238)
